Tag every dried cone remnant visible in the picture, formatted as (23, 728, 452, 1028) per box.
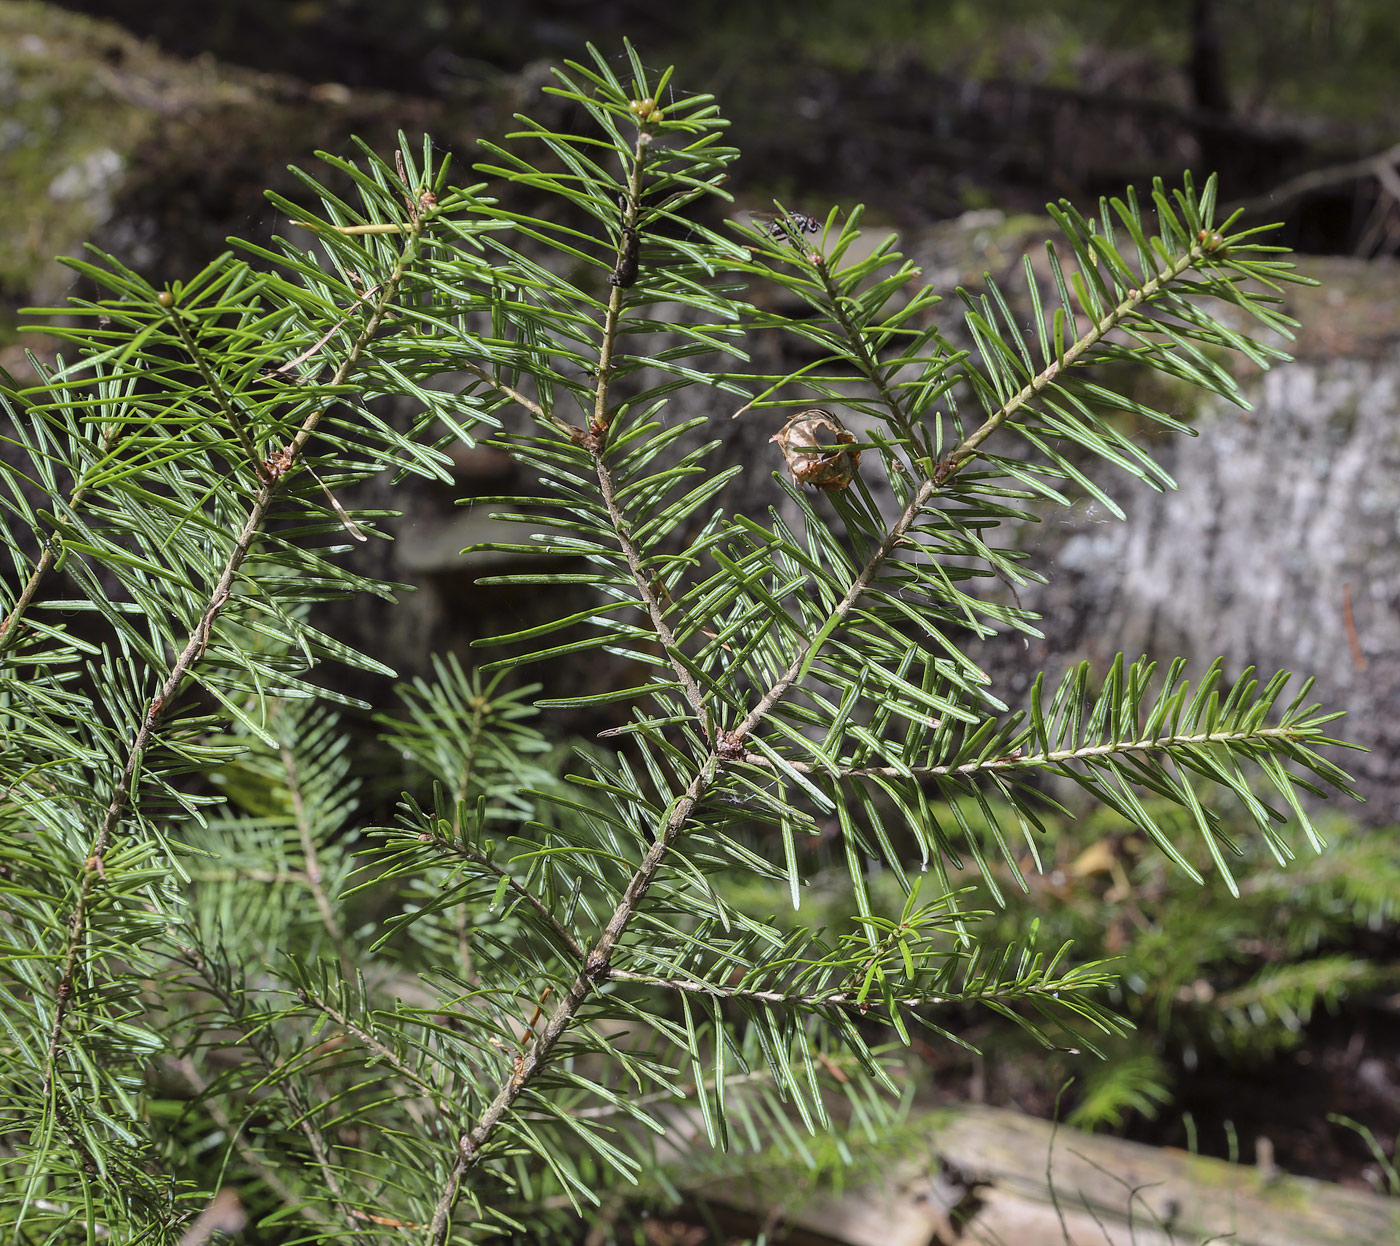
(771, 409, 862, 492)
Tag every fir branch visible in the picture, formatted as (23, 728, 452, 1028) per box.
(0, 413, 124, 651)
(426, 150, 1337, 1236)
(605, 966, 952, 1011)
(811, 244, 928, 454)
(0, 45, 1357, 1242)
(427, 754, 720, 1240)
(172, 1055, 323, 1226)
(160, 297, 269, 482)
(280, 738, 354, 982)
(735, 723, 1324, 778)
(728, 226, 1262, 753)
(181, 944, 352, 1221)
(296, 989, 446, 1104)
(730, 481, 933, 742)
(590, 129, 650, 437)
(457, 359, 548, 422)
(39, 201, 438, 1123)
(420, 830, 587, 962)
(931, 234, 1211, 485)
(573, 123, 715, 735)
(590, 446, 713, 733)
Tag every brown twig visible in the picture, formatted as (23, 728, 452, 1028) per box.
(262, 281, 384, 381)
(0, 417, 128, 654)
(1342, 582, 1366, 671)
(174, 1190, 247, 1246)
(520, 985, 554, 1046)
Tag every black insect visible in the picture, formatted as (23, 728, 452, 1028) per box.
(767, 210, 820, 239)
(609, 224, 640, 288)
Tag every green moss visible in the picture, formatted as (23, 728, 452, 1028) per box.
(0, 3, 460, 352)
(0, 5, 158, 320)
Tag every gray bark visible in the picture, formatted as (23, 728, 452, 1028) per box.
(948, 250, 1400, 823)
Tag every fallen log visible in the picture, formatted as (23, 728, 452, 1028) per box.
(684, 1100, 1400, 1245)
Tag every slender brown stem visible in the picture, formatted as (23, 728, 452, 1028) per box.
(1224, 139, 1400, 218)
(733, 478, 934, 739)
(265, 282, 384, 379)
(934, 242, 1203, 482)
(583, 130, 712, 731)
(457, 360, 544, 419)
(591, 451, 713, 732)
(457, 360, 583, 438)
(815, 258, 927, 455)
(590, 139, 648, 436)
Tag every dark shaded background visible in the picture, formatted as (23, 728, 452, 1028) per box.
(50, 0, 1400, 251)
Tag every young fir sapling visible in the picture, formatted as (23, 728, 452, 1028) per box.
(0, 42, 1352, 1244)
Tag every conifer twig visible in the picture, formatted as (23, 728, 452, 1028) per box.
(736, 724, 1316, 778)
(40, 202, 438, 1129)
(604, 967, 950, 1011)
(280, 740, 355, 982)
(423, 831, 587, 961)
(423, 165, 1273, 1242)
(731, 241, 1208, 745)
(426, 757, 720, 1242)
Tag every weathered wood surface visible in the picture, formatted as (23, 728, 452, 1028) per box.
(687, 1100, 1400, 1246)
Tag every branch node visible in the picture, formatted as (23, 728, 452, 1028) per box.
(717, 729, 748, 762)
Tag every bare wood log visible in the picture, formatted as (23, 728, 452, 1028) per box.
(927, 1102, 1399, 1245)
(1225, 141, 1400, 218)
(684, 1101, 1400, 1246)
(967, 1185, 1177, 1245)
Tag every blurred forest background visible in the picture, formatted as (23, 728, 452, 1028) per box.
(6, 0, 1400, 1217)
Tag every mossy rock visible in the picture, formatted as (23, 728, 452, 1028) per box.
(0, 0, 472, 356)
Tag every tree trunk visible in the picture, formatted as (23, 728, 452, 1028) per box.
(958, 251, 1400, 823)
